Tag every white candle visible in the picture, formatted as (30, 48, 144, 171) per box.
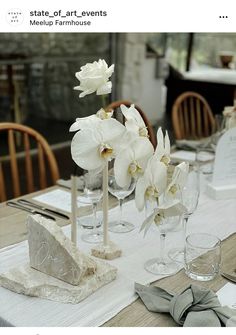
(103, 160, 109, 246)
(71, 174, 78, 245)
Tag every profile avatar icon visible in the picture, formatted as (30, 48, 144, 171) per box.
(6, 9, 24, 26)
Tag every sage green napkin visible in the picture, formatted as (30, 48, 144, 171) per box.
(135, 283, 236, 327)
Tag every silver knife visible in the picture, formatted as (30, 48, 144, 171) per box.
(6, 201, 56, 221)
(17, 199, 70, 220)
(221, 271, 236, 283)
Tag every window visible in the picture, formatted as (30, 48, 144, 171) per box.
(147, 33, 236, 72)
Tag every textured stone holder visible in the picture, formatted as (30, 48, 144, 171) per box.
(91, 241, 122, 260)
(91, 161, 122, 260)
(0, 215, 117, 304)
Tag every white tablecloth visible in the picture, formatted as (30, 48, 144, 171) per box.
(0, 176, 235, 327)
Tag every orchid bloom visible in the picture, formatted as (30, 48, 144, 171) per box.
(120, 104, 148, 138)
(135, 156, 167, 211)
(166, 162, 189, 198)
(71, 118, 126, 171)
(154, 127, 170, 166)
(223, 106, 236, 117)
(69, 108, 113, 132)
(140, 200, 187, 236)
(114, 136, 154, 187)
(74, 59, 114, 98)
(96, 108, 113, 120)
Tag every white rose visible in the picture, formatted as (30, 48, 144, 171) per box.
(74, 59, 114, 98)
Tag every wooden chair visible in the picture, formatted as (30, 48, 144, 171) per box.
(106, 100, 157, 148)
(0, 123, 60, 202)
(171, 92, 215, 140)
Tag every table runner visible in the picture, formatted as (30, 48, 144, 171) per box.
(0, 176, 236, 326)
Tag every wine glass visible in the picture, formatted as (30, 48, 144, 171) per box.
(108, 174, 136, 233)
(210, 114, 226, 147)
(81, 170, 103, 243)
(168, 166, 200, 262)
(77, 194, 102, 230)
(144, 215, 182, 275)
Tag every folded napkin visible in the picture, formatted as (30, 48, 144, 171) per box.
(135, 283, 236, 327)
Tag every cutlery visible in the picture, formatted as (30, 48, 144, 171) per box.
(17, 199, 70, 220)
(221, 271, 236, 284)
(6, 201, 56, 221)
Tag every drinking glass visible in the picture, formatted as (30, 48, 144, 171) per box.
(168, 167, 200, 262)
(185, 233, 221, 281)
(211, 114, 226, 146)
(108, 174, 136, 233)
(81, 170, 103, 243)
(144, 215, 182, 275)
(196, 147, 215, 175)
(77, 196, 102, 229)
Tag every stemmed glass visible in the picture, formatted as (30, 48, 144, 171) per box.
(211, 114, 226, 146)
(144, 215, 182, 275)
(108, 173, 136, 233)
(81, 170, 103, 243)
(168, 166, 200, 262)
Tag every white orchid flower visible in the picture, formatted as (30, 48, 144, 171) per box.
(96, 108, 113, 120)
(69, 114, 100, 132)
(69, 108, 113, 132)
(120, 104, 148, 138)
(114, 136, 154, 187)
(154, 127, 170, 166)
(140, 200, 187, 236)
(74, 59, 114, 98)
(166, 162, 189, 198)
(223, 106, 236, 117)
(135, 156, 167, 211)
(71, 118, 126, 171)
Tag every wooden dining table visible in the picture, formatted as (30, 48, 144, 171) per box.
(0, 185, 235, 327)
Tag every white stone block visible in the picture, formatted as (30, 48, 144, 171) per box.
(91, 241, 122, 260)
(0, 214, 118, 304)
(27, 214, 97, 285)
(206, 183, 236, 200)
(0, 262, 117, 304)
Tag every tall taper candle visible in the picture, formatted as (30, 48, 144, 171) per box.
(71, 174, 78, 245)
(103, 160, 109, 246)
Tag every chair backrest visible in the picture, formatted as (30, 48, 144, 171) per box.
(171, 92, 215, 140)
(0, 123, 59, 202)
(106, 100, 157, 148)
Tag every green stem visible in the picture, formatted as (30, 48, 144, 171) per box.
(101, 95, 107, 109)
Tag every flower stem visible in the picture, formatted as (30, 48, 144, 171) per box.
(101, 95, 107, 109)
(159, 232, 166, 265)
(183, 214, 189, 237)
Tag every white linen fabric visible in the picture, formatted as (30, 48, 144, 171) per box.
(0, 175, 235, 326)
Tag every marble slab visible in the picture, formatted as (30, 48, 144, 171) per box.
(27, 214, 97, 285)
(91, 241, 122, 260)
(0, 261, 117, 304)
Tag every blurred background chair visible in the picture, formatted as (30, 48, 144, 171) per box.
(0, 123, 59, 202)
(106, 100, 157, 148)
(171, 92, 215, 140)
